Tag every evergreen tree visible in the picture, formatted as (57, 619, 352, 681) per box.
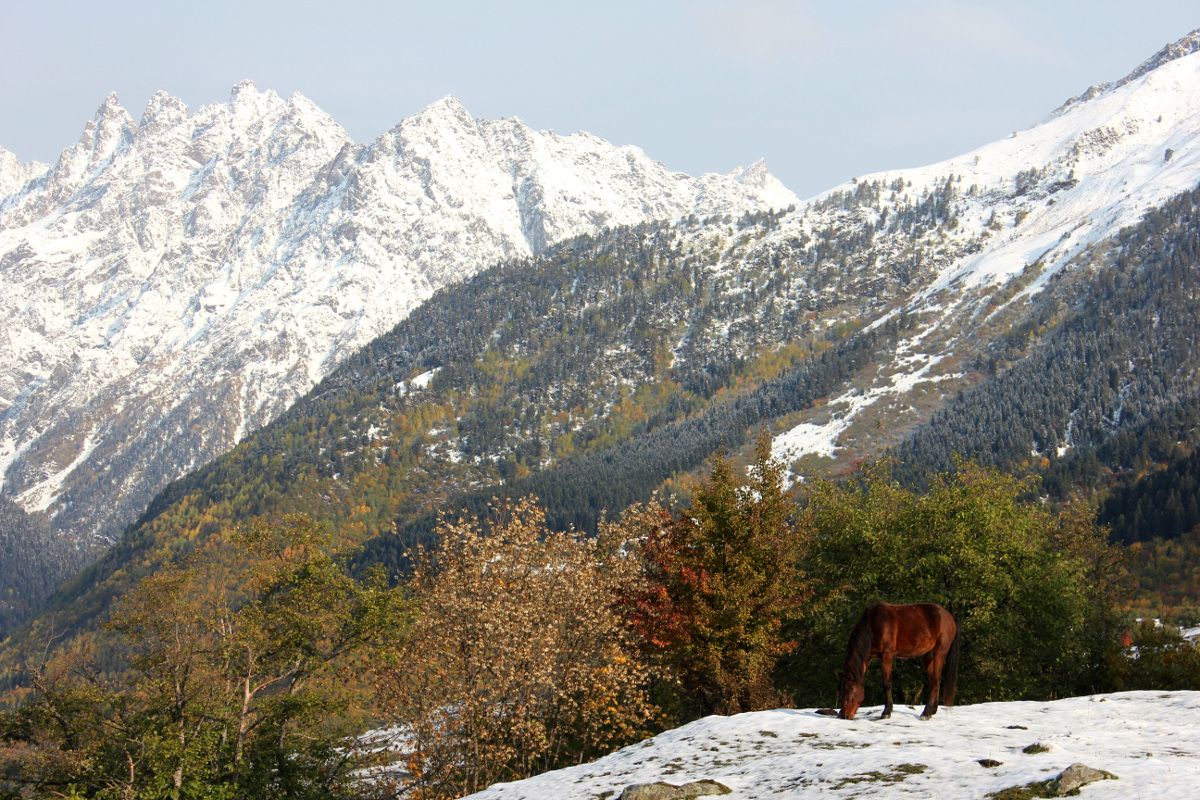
(626, 435, 808, 716)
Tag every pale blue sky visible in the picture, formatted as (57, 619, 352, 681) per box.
(1, 1, 1196, 197)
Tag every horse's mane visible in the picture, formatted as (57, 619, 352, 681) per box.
(844, 606, 875, 675)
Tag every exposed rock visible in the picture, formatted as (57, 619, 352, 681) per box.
(977, 758, 1003, 768)
(1050, 763, 1117, 795)
(619, 779, 731, 800)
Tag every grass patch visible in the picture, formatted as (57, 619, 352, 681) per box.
(1022, 743, 1050, 754)
(986, 779, 1061, 799)
(812, 740, 872, 750)
(831, 763, 927, 790)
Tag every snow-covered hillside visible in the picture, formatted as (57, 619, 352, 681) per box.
(762, 28, 1200, 478)
(0, 84, 794, 542)
(464, 692, 1200, 800)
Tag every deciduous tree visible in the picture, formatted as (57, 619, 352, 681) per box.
(0, 515, 407, 800)
(377, 497, 653, 800)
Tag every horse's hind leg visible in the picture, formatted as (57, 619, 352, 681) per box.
(880, 652, 894, 719)
(919, 651, 942, 720)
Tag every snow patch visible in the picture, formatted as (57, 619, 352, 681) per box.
(772, 355, 956, 483)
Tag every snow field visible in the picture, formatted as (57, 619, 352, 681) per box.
(467, 692, 1200, 800)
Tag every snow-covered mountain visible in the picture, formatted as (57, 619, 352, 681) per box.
(457, 692, 1200, 800)
(762, 27, 1200, 477)
(0, 83, 795, 543)
(5, 25, 1200, 554)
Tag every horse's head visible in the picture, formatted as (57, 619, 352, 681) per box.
(836, 669, 864, 720)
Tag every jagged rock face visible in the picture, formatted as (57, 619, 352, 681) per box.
(0, 82, 794, 543)
(0, 147, 48, 204)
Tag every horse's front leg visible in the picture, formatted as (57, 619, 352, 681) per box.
(919, 651, 942, 720)
(880, 653, 894, 719)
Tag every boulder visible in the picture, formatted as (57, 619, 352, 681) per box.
(619, 779, 732, 800)
(1051, 763, 1117, 795)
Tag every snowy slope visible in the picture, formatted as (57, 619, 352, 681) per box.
(762, 28, 1200, 476)
(797, 26, 1200, 303)
(896, 32, 1200, 298)
(0, 84, 794, 542)
(463, 692, 1200, 800)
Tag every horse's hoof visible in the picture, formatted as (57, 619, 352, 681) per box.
(879, 712, 891, 720)
(919, 713, 932, 720)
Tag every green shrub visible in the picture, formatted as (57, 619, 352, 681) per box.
(781, 460, 1125, 705)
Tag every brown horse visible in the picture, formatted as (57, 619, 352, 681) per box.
(836, 602, 961, 721)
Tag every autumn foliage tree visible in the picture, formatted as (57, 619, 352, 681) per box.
(376, 497, 655, 800)
(0, 515, 407, 800)
(626, 435, 809, 717)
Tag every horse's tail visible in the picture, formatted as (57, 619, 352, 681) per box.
(942, 624, 962, 707)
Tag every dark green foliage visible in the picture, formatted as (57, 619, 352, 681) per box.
(0, 498, 91, 639)
(626, 437, 807, 717)
(781, 461, 1125, 706)
(1098, 444, 1200, 544)
(355, 325, 900, 579)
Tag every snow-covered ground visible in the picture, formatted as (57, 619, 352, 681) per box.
(466, 692, 1200, 799)
(771, 350, 958, 484)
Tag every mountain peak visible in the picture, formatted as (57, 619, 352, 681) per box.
(391, 95, 477, 140)
(230, 79, 259, 100)
(726, 158, 798, 210)
(733, 158, 770, 186)
(227, 79, 286, 119)
(0, 145, 46, 200)
(1051, 27, 1200, 118)
(98, 91, 123, 116)
(76, 93, 135, 161)
(1115, 27, 1200, 90)
(140, 90, 189, 129)
(418, 95, 472, 121)
(90, 92, 133, 134)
